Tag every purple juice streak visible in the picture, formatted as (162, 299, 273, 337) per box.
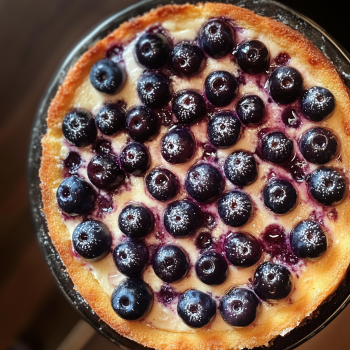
(156, 284, 179, 304)
(95, 195, 113, 218)
(274, 52, 291, 66)
(281, 108, 302, 129)
(94, 138, 112, 154)
(327, 208, 338, 221)
(63, 152, 81, 175)
(309, 210, 325, 226)
(106, 45, 124, 62)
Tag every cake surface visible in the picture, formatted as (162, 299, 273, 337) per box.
(39, 3, 350, 350)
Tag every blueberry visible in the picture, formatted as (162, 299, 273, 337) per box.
(281, 108, 302, 128)
(219, 288, 259, 327)
(94, 138, 112, 154)
(185, 163, 224, 203)
(125, 106, 158, 142)
(195, 232, 213, 250)
(263, 179, 297, 215)
(152, 245, 189, 283)
(299, 127, 338, 164)
(137, 72, 171, 109)
(171, 42, 205, 77)
(236, 95, 265, 126)
(164, 200, 201, 237)
(224, 151, 257, 187)
(253, 262, 293, 301)
(218, 191, 253, 227)
(90, 59, 125, 94)
(57, 176, 96, 216)
(72, 220, 111, 261)
(87, 154, 125, 190)
(235, 40, 270, 74)
(161, 126, 195, 164)
(146, 167, 179, 202)
(95, 104, 125, 135)
(290, 220, 327, 259)
(113, 240, 149, 278)
(205, 71, 237, 107)
(135, 32, 170, 70)
(195, 251, 228, 285)
(301, 86, 335, 121)
(225, 232, 261, 267)
(207, 111, 241, 148)
(261, 131, 294, 164)
(62, 109, 97, 147)
(111, 279, 153, 320)
(308, 167, 346, 206)
(269, 67, 303, 104)
(64, 152, 81, 174)
(120, 142, 150, 176)
(199, 19, 235, 59)
(118, 203, 154, 238)
(172, 90, 206, 124)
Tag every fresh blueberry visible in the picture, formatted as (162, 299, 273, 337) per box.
(253, 262, 293, 301)
(90, 59, 125, 94)
(199, 19, 235, 59)
(185, 163, 224, 203)
(269, 67, 303, 104)
(308, 167, 346, 206)
(261, 131, 294, 164)
(195, 232, 213, 250)
(95, 104, 125, 135)
(57, 176, 96, 216)
(218, 191, 253, 227)
(118, 203, 154, 238)
(64, 152, 81, 174)
(62, 109, 97, 147)
(301, 86, 335, 121)
(146, 167, 179, 202)
(94, 138, 112, 154)
(120, 142, 150, 176)
(164, 200, 201, 238)
(281, 108, 302, 128)
(236, 95, 265, 126)
(205, 71, 237, 107)
(195, 251, 228, 285)
(152, 245, 189, 283)
(299, 127, 338, 164)
(72, 220, 111, 261)
(225, 232, 261, 267)
(263, 179, 297, 215)
(111, 279, 153, 320)
(219, 288, 259, 327)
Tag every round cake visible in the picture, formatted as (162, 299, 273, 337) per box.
(39, 3, 350, 350)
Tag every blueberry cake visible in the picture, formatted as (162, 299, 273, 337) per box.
(40, 3, 350, 350)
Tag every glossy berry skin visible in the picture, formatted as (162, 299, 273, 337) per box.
(62, 109, 97, 147)
(236, 95, 265, 126)
(219, 288, 259, 327)
(135, 32, 170, 70)
(64, 152, 81, 174)
(118, 203, 154, 238)
(253, 262, 293, 301)
(125, 106, 158, 142)
(185, 163, 224, 203)
(261, 131, 294, 164)
(195, 251, 228, 285)
(72, 220, 111, 261)
(152, 245, 189, 283)
(87, 154, 125, 190)
(225, 232, 261, 267)
(146, 167, 179, 202)
(164, 200, 202, 238)
(208, 111, 241, 148)
(308, 167, 346, 206)
(290, 220, 327, 259)
(218, 191, 253, 227)
(263, 179, 297, 215)
(301, 86, 335, 122)
(205, 71, 237, 107)
(269, 67, 303, 104)
(199, 19, 235, 59)
(171, 42, 205, 77)
(224, 151, 257, 187)
(161, 126, 195, 164)
(111, 279, 153, 320)
(120, 142, 150, 176)
(299, 127, 338, 164)
(95, 104, 125, 135)
(235, 40, 270, 74)
(177, 290, 216, 328)
(113, 240, 149, 278)
(90, 59, 125, 94)
(57, 176, 96, 216)
(172, 90, 206, 124)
